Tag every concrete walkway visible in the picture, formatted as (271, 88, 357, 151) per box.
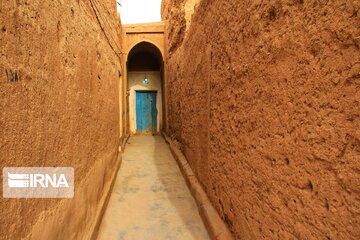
(97, 135, 210, 240)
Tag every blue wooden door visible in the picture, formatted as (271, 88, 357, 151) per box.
(136, 91, 157, 133)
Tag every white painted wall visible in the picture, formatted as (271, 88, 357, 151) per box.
(128, 71, 162, 134)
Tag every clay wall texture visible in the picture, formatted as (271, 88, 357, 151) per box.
(0, 0, 123, 239)
(162, 0, 360, 239)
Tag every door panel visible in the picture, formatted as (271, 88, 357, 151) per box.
(136, 92, 157, 133)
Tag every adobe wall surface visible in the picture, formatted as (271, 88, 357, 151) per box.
(162, 0, 360, 239)
(0, 0, 123, 239)
(122, 22, 165, 57)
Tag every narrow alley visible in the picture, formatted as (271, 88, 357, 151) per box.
(1, 0, 359, 240)
(97, 136, 209, 240)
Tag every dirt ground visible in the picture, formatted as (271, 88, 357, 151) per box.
(97, 135, 209, 240)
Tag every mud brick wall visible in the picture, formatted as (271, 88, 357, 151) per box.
(0, 0, 123, 239)
(162, 0, 360, 239)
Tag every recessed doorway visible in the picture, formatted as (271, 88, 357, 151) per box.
(136, 91, 158, 133)
(126, 41, 164, 134)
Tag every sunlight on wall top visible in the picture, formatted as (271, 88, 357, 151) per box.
(117, 0, 162, 24)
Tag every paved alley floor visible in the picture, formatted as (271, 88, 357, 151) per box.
(97, 135, 210, 240)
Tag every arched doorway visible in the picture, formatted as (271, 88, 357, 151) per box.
(126, 41, 164, 134)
